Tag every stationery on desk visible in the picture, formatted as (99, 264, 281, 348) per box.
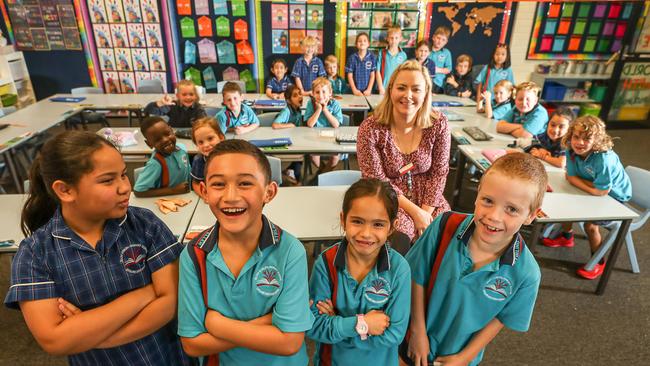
(49, 96, 87, 103)
(248, 138, 292, 148)
(253, 99, 286, 107)
(432, 101, 463, 107)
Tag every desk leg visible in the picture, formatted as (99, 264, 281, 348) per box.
(596, 219, 632, 296)
(528, 222, 542, 253)
(302, 154, 310, 185)
(451, 152, 466, 210)
(3, 151, 23, 193)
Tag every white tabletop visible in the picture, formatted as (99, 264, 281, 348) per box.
(365, 93, 477, 110)
(0, 192, 200, 254)
(98, 127, 197, 155)
(188, 186, 347, 241)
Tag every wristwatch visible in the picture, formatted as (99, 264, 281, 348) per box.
(355, 314, 369, 340)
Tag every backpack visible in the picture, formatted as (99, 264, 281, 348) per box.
(153, 152, 170, 188)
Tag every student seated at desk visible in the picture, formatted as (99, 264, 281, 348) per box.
(144, 79, 206, 128)
(496, 81, 548, 138)
(444, 54, 474, 99)
(543, 116, 632, 280)
(403, 153, 545, 366)
(178, 139, 313, 365)
(273, 85, 304, 185)
(478, 79, 513, 120)
(190, 117, 225, 195)
(523, 107, 575, 169)
(133, 116, 191, 197)
(5, 131, 187, 365)
(216, 82, 260, 135)
(304, 77, 343, 172)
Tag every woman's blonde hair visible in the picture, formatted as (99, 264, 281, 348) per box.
(562, 115, 614, 152)
(372, 60, 439, 128)
(176, 79, 200, 102)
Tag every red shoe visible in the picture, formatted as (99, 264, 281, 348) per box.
(541, 234, 575, 248)
(576, 262, 605, 280)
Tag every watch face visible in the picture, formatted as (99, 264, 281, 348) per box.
(358, 323, 368, 332)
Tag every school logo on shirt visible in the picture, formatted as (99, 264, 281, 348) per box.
(181, 154, 189, 167)
(499, 71, 508, 78)
(281, 82, 288, 90)
(483, 276, 512, 301)
(584, 166, 596, 178)
(397, 55, 406, 63)
(255, 266, 282, 296)
(120, 244, 148, 274)
(438, 54, 446, 62)
(364, 277, 391, 305)
(311, 64, 320, 73)
(365, 61, 373, 70)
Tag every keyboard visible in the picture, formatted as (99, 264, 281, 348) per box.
(462, 126, 492, 141)
(336, 133, 357, 144)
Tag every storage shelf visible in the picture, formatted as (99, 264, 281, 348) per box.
(532, 72, 611, 80)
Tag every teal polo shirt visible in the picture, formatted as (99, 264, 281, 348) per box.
(377, 48, 407, 88)
(491, 99, 513, 121)
(428, 48, 452, 87)
(502, 103, 548, 136)
(133, 143, 190, 192)
(177, 216, 314, 366)
(216, 104, 259, 134)
(307, 240, 411, 366)
(474, 66, 515, 94)
(274, 105, 304, 126)
(304, 99, 343, 128)
(566, 150, 632, 202)
(405, 214, 541, 365)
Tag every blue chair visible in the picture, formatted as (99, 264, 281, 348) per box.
(133, 167, 144, 184)
(257, 112, 279, 127)
(205, 107, 222, 117)
(317, 170, 361, 186)
(267, 156, 282, 185)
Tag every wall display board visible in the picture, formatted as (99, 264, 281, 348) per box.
(527, 1, 636, 60)
(345, 1, 420, 50)
(424, 1, 515, 67)
(172, 0, 257, 92)
(83, 0, 174, 93)
(4, 0, 82, 51)
(608, 62, 650, 122)
(632, 3, 650, 53)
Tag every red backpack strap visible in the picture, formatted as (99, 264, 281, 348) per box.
(187, 228, 220, 366)
(425, 212, 468, 309)
(318, 243, 340, 366)
(153, 152, 170, 188)
(380, 49, 387, 80)
(482, 66, 492, 94)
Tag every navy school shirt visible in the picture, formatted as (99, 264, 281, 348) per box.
(5, 207, 187, 366)
(144, 101, 207, 128)
(307, 240, 411, 366)
(191, 154, 207, 182)
(444, 70, 475, 98)
(525, 132, 565, 158)
(266, 75, 292, 94)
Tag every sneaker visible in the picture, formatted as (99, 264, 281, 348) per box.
(576, 262, 605, 280)
(541, 234, 575, 248)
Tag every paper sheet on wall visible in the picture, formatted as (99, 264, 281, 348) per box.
(127, 23, 145, 48)
(140, 0, 159, 23)
(216, 16, 230, 37)
(231, 0, 246, 17)
(203, 67, 218, 90)
(105, 0, 125, 23)
(184, 40, 196, 64)
(240, 70, 254, 92)
(177, 0, 191, 16)
(198, 39, 217, 64)
(222, 66, 239, 81)
(180, 17, 196, 38)
(234, 19, 248, 40)
(118, 72, 136, 93)
(110, 24, 129, 48)
(89, 0, 108, 23)
(132, 48, 149, 71)
(195, 0, 209, 16)
(236, 40, 254, 64)
(198, 16, 213, 37)
(217, 40, 236, 64)
(148, 48, 166, 71)
(94, 24, 112, 48)
(115, 48, 133, 71)
(272, 30, 288, 54)
(185, 67, 202, 87)
(123, 0, 142, 22)
(98, 48, 116, 71)
(103, 71, 120, 93)
(136, 72, 151, 89)
(213, 0, 228, 16)
(145, 24, 162, 47)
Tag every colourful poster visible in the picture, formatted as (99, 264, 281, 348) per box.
(123, 0, 142, 23)
(203, 67, 218, 90)
(196, 0, 210, 16)
(57, 4, 77, 27)
(289, 4, 305, 28)
(89, 0, 108, 23)
(127, 23, 145, 48)
(272, 29, 289, 54)
(216, 16, 230, 37)
(185, 67, 202, 86)
(289, 29, 305, 53)
(42, 5, 60, 28)
(110, 23, 129, 48)
(94, 24, 112, 47)
(222, 66, 239, 81)
(217, 40, 236, 64)
(99, 48, 116, 70)
(608, 62, 650, 121)
(180, 17, 196, 38)
(213, 0, 228, 16)
(63, 28, 82, 49)
(232, 0, 246, 17)
(145, 23, 162, 47)
(105, 0, 125, 23)
(46, 28, 65, 50)
(119, 72, 136, 93)
(132, 48, 149, 71)
(272, 4, 288, 29)
(306, 5, 322, 29)
(198, 39, 217, 64)
(148, 48, 166, 71)
(140, 0, 159, 23)
(103, 71, 121, 93)
(185, 40, 196, 64)
(198, 16, 213, 37)
(177, 0, 192, 16)
(234, 19, 249, 40)
(115, 48, 133, 71)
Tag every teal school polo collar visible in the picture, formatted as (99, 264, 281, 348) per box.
(193, 214, 282, 253)
(456, 218, 525, 266)
(332, 238, 391, 273)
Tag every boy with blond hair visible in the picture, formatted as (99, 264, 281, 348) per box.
(497, 81, 548, 138)
(376, 25, 407, 95)
(324, 55, 349, 95)
(291, 36, 326, 96)
(403, 152, 545, 366)
(428, 26, 453, 94)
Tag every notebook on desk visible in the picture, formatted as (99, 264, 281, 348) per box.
(249, 138, 292, 148)
(442, 110, 465, 121)
(432, 101, 463, 107)
(49, 96, 86, 103)
(253, 99, 286, 107)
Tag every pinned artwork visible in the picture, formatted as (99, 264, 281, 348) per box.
(123, 0, 142, 22)
(177, 0, 191, 16)
(148, 48, 166, 71)
(203, 67, 218, 90)
(272, 4, 288, 29)
(234, 19, 249, 40)
(105, 0, 125, 23)
(195, 0, 209, 16)
(185, 67, 202, 86)
(222, 66, 239, 81)
(184, 40, 196, 64)
(217, 40, 236, 64)
(127, 23, 145, 48)
(198, 39, 217, 64)
(115, 48, 133, 71)
(180, 17, 196, 38)
(99, 48, 116, 70)
(94, 24, 113, 48)
(140, 0, 158, 22)
(216, 16, 230, 37)
(198, 16, 213, 37)
(236, 40, 254, 64)
(132, 48, 149, 71)
(272, 30, 289, 54)
(213, 0, 228, 16)
(103, 71, 121, 93)
(145, 24, 162, 47)
(232, 0, 246, 17)
(119, 72, 136, 93)
(110, 24, 129, 48)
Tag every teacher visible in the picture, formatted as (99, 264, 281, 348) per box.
(357, 60, 451, 241)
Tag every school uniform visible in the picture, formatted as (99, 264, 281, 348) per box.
(291, 56, 326, 91)
(5, 207, 187, 365)
(266, 75, 292, 94)
(308, 240, 411, 366)
(345, 51, 377, 92)
(274, 105, 304, 126)
(490, 99, 513, 121)
(304, 98, 343, 128)
(329, 76, 349, 95)
(144, 101, 207, 128)
(377, 48, 407, 89)
(177, 216, 314, 366)
(215, 104, 259, 133)
(474, 65, 515, 95)
(420, 58, 436, 87)
(190, 154, 207, 182)
(501, 104, 549, 136)
(134, 143, 190, 192)
(525, 132, 564, 158)
(405, 212, 541, 366)
(428, 48, 453, 89)
(443, 70, 475, 98)
(565, 150, 632, 202)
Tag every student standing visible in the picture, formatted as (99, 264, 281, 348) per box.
(346, 32, 377, 97)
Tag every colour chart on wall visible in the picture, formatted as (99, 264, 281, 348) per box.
(527, 1, 637, 60)
(5, 0, 82, 51)
(173, 0, 256, 92)
(345, 1, 420, 50)
(85, 0, 170, 93)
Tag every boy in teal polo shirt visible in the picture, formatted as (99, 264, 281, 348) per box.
(177, 139, 313, 365)
(497, 81, 548, 138)
(376, 26, 407, 95)
(216, 81, 260, 135)
(428, 26, 453, 94)
(133, 116, 190, 197)
(403, 153, 546, 366)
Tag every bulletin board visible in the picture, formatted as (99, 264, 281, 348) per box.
(3, 0, 82, 51)
(172, 0, 257, 92)
(82, 0, 175, 93)
(345, 1, 420, 50)
(527, 1, 636, 60)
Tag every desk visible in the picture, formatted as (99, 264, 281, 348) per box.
(0, 192, 199, 254)
(365, 93, 477, 110)
(188, 186, 346, 241)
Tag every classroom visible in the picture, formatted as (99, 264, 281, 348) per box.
(0, 0, 648, 365)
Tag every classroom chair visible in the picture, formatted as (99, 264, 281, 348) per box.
(66, 87, 110, 129)
(471, 64, 485, 83)
(216, 80, 246, 93)
(133, 167, 144, 183)
(317, 170, 361, 186)
(204, 107, 222, 117)
(267, 156, 282, 185)
(257, 112, 279, 127)
(138, 79, 165, 94)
